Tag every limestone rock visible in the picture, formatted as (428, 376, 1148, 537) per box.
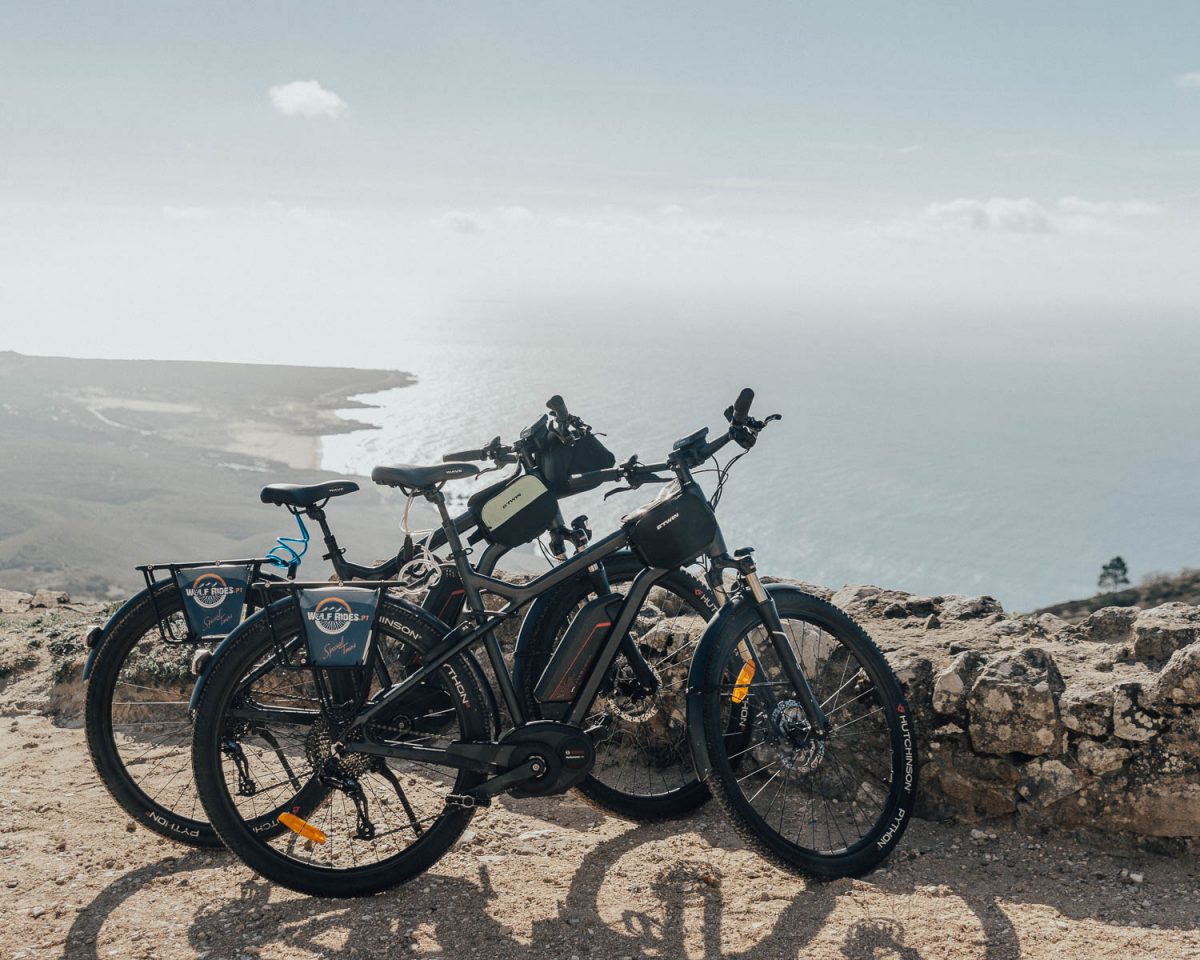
(1131, 603, 1200, 660)
(883, 595, 940, 619)
(989, 619, 1035, 639)
(1080, 606, 1138, 645)
(29, 590, 70, 608)
(966, 648, 1064, 757)
(921, 754, 1020, 818)
(932, 651, 988, 716)
(1076, 740, 1130, 776)
(888, 651, 934, 710)
(1059, 686, 1113, 737)
(941, 595, 1003, 621)
(1035, 613, 1068, 635)
(1112, 682, 1158, 742)
(1150, 642, 1200, 705)
(1089, 778, 1200, 838)
(0, 589, 34, 614)
(1018, 758, 1082, 807)
(829, 585, 883, 612)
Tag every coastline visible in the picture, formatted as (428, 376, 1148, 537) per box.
(0, 351, 415, 595)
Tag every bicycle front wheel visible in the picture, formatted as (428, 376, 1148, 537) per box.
(694, 587, 917, 879)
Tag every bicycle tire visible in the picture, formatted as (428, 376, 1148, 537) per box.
(693, 586, 918, 879)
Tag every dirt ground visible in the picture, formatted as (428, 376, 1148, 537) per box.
(1, 715, 1197, 960)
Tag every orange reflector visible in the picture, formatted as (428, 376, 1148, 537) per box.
(731, 660, 755, 703)
(278, 812, 327, 845)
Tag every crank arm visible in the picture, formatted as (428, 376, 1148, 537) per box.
(471, 758, 544, 800)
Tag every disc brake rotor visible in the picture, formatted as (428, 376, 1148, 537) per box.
(771, 699, 825, 774)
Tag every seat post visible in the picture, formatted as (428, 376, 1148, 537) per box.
(305, 505, 347, 575)
(429, 488, 485, 612)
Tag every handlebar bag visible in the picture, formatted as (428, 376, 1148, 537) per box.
(622, 482, 718, 569)
(540, 431, 616, 495)
(469, 474, 559, 547)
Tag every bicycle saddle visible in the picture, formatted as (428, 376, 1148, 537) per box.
(371, 462, 481, 490)
(259, 480, 360, 508)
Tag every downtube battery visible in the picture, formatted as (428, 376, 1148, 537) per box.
(533, 593, 624, 702)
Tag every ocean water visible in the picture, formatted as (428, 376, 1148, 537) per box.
(320, 306, 1200, 612)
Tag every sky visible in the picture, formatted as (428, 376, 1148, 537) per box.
(1, 2, 1199, 366)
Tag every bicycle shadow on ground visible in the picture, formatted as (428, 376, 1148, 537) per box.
(60, 816, 1196, 960)
(62, 852, 216, 958)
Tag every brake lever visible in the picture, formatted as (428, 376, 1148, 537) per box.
(729, 412, 782, 450)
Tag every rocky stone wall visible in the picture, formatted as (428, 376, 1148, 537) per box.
(3, 581, 1197, 852)
(818, 584, 1200, 851)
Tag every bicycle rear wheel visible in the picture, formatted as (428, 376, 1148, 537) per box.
(192, 596, 489, 897)
(694, 587, 917, 879)
(85, 584, 219, 844)
(513, 553, 717, 820)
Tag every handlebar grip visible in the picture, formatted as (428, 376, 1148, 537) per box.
(546, 394, 570, 422)
(442, 449, 486, 463)
(732, 388, 755, 421)
(567, 466, 622, 493)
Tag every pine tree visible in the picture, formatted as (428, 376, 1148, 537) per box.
(1098, 556, 1130, 593)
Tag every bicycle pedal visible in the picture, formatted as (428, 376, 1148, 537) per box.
(445, 793, 489, 810)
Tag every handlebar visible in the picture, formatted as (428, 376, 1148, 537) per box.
(567, 387, 777, 494)
(546, 394, 570, 423)
(731, 387, 754, 422)
(442, 435, 518, 465)
(442, 448, 488, 463)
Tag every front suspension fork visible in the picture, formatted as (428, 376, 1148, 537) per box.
(742, 571, 831, 737)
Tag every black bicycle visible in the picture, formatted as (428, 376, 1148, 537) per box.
(191, 389, 917, 896)
(84, 398, 714, 845)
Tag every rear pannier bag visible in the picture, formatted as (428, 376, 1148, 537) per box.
(469, 474, 559, 547)
(540, 432, 616, 494)
(623, 484, 718, 569)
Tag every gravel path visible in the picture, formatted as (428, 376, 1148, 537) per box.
(3, 715, 1198, 960)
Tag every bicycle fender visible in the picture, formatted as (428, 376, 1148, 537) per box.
(685, 593, 751, 781)
(188, 602, 278, 713)
(80, 582, 173, 681)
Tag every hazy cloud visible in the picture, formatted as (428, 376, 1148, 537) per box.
(1001, 147, 1075, 160)
(161, 206, 212, 222)
(920, 196, 1162, 235)
(269, 80, 348, 119)
(1176, 72, 1200, 88)
(820, 142, 921, 156)
(496, 205, 535, 224)
(926, 197, 1056, 233)
(434, 211, 488, 235)
(1057, 197, 1162, 218)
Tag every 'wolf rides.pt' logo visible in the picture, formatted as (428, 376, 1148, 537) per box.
(185, 573, 240, 609)
(307, 596, 370, 636)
